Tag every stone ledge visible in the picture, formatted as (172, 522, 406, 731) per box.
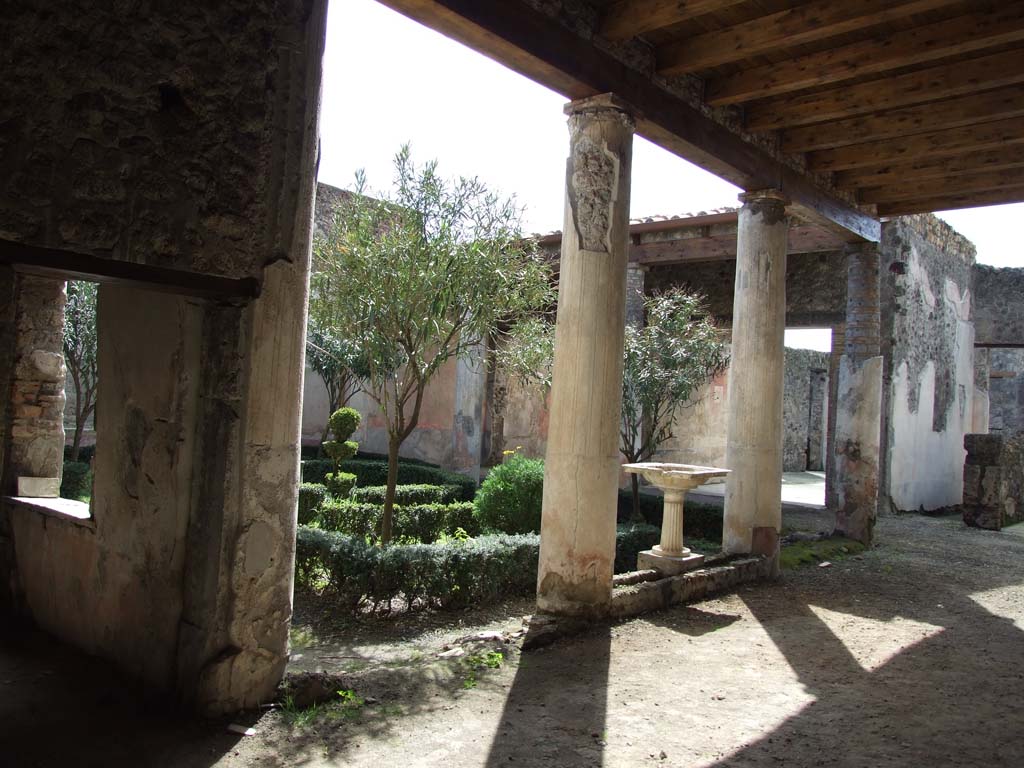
(3, 496, 95, 529)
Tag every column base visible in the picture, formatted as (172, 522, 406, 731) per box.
(637, 549, 705, 576)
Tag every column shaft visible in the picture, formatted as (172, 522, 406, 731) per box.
(537, 95, 634, 617)
(723, 191, 789, 563)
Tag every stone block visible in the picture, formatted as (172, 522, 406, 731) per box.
(637, 549, 705, 576)
(16, 477, 60, 497)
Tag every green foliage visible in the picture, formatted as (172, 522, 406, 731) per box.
(297, 483, 328, 525)
(324, 471, 357, 499)
(351, 483, 461, 505)
(311, 145, 553, 543)
(339, 459, 477, 501)
(615, 489, 724, 542)
(322, 406, 361, 465)
(301, 459, 334, 484)
(60, 461, 91, 501)
(316, 500, 479, 543)
(305, 321, 367, 419)
(295, 524, 681, 611)
(63, 281, 99, 462)
(779, 537, 865, 570)
(474, 454, 545, 534)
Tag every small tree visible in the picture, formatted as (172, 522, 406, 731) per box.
(322, 406, 361, 498)
(305, 319, 366, 444)
(63, 281, 98, 462)
(311, 146, 553, 543)
(501, 287, 728, 520)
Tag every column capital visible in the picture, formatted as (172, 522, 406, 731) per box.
(738, 188, 790, 207)
(564, 92, 636, 121)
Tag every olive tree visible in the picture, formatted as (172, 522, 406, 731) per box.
(63, 280, 99, 462)
(311, 146, 553, 543)
(501, 287, 728, 520)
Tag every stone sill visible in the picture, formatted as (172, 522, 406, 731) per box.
(3, 496, 95, 530)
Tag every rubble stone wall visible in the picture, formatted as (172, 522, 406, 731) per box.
(962, 433, 1024, 530)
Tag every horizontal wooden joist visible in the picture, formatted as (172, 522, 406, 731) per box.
(0, 240, 260, 300)
(807, 117, 1024, 172)
(834, 146, 1024, 188)
(747, 48, 1024, 132)
(706, 4, 1024, 106)
(630, 225, 846, 265)
(877, 183, 1024, 216)
(600, 0, 747, 42)
(655, 0, 963, 76)
(378, 0, 879, 242)
(861, 168, 1024, 205)
(783, 85, 1024, 153)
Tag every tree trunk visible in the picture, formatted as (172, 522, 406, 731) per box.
(70, 423, 84, 462)
(630, 472, 643, 523)
(382, 435, 401, 544)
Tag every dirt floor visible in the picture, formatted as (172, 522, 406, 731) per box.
(3, 510, 1023, 767)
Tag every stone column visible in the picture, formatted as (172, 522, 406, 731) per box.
(833, 243, 883, 545)
(722, 190, 789, 565)
(971, 347, 991, 434)
(625, 263, 646, 328)
(824, 325, 844, 510)
(1, 274, 67, 496)
(537, 94, 634, 618)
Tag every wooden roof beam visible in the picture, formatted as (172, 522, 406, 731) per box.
(807, 117, 1024, 172)
(748, 48, 1024, 132)
(877, 184, 1024, 216)
(631, 225, 846, 265)
(378, 0, 879, 242)
(783, 85, 1024, 153)
(600, 0, 747, 42)
(707, 4, 1024, 106)
(861, 168, 1024, 205)
(834, 146, 1024, 188)
(656, 0, 963, 76)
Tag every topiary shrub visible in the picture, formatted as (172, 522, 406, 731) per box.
(325, 470, 357, 499)
(351, 483, 461, 506)
(339, 459, 476, 501)
(60, 461, 92, 501)
(322, 407, 360, 498)
(474, 455, 545, 534)
(297, 483, 328, 525)
(317, 499, 476, 544)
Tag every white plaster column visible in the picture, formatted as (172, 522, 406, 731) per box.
(833, 243, 883, 545)
(537, 94, 634, 618)
(722, 190, 789, 564)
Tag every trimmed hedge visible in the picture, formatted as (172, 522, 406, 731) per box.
(295, 522, 664, 612)
(317, 500, 480, 543)
(60, 461, 92, 500)
(350, 483, 461, 506)
(299, 459, 477, 500)
(297, 483, 328, 525)
(474, 455, 544, 534)
(617, 488, 723, 542)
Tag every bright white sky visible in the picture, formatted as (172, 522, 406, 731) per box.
(319, 0, 1023, 352)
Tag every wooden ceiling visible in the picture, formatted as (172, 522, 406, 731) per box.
(381, 0, 1024, 237)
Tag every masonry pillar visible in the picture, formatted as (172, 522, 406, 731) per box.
(833, 243, 883, 545)
(537, 94, 634, 617)
(625, 264, 646, 327)
(722, 190, 789, 567)
(824, 325, 844, 510)
(1, 274, 67, 496)
(971, 347, 990, 434)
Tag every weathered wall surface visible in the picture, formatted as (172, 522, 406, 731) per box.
(881, 215, 976, 512)
(656, 370, 729, 469)
(973, 266, 1024, 347)
(989, 348, 1024, 435)
(782, 348, 829, 472)
(646, 251, 847, 328)
(10, 287, 202, 687)
(962, 433, 1024, 530)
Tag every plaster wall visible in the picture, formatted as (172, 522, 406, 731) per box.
(882, 216, 976, 512)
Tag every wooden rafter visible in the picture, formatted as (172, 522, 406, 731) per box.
(656, 0, 963, 75)
(631, 225, 846, 265)
(706, 4, 1024, 106)
(861, 168, 1024, 205)
(747, 48, 1024, 132)
(807, 117, 1024, 172)
(600, 0, 747, 41)
(783, 86, 1024, 153)
(834, 146, 1024, 188)
(877, 184, 1024, 216)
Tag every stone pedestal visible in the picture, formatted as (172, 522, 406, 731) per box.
(723, 190, 789, 565)
(537, 94, 634, 618)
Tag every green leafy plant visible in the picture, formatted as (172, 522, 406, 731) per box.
(297, 483, 328, 525)
(311, 145, 553, 543)
(63, 281, 98, 462)
(323, 407, 361, 497)
(474, 454, 545, 534)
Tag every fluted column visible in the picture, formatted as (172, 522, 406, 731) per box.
(722, 190, 789, 567)
(537, 94, 634, 618)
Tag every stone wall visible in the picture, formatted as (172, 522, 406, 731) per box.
(880, 215, 977, 512)
(645, 250, 847, 328)
(962, 433, 1024, 530)
(973, 266, 1024, 347)
(989, 348, 1024, 435)
(782, 349, 829, 472)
